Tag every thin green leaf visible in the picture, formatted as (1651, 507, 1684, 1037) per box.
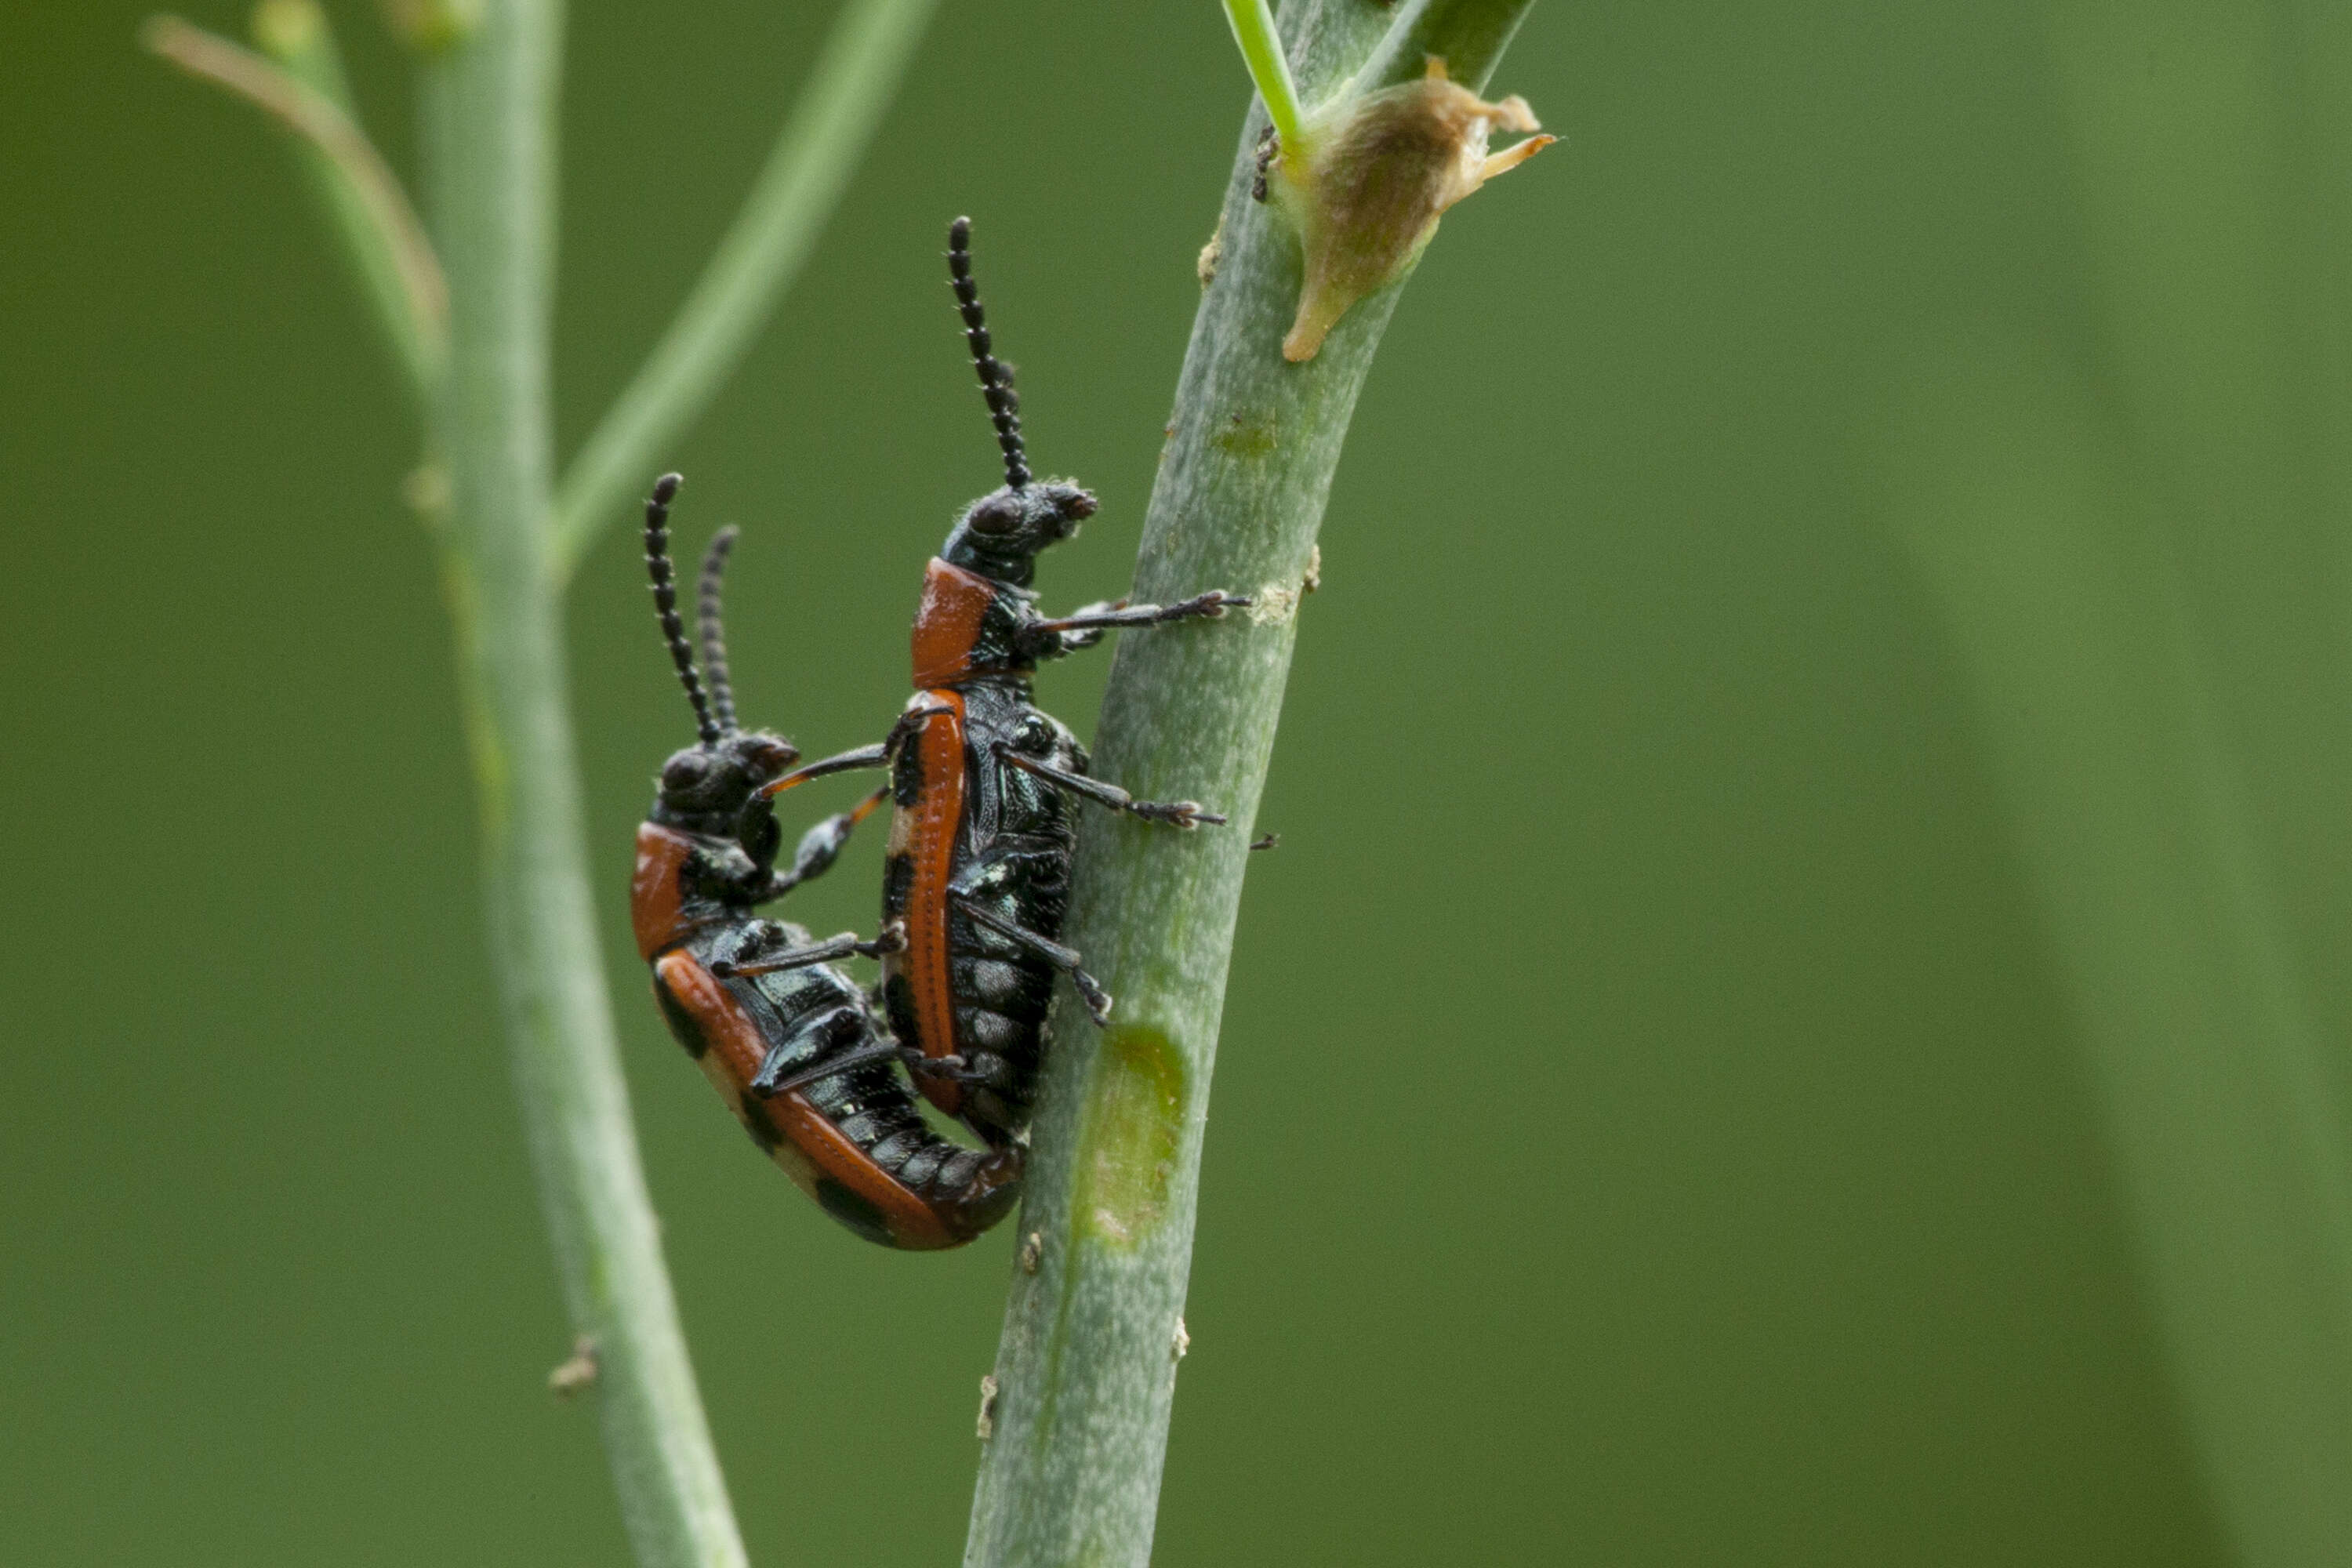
(547, 0, 938, 585)
(1221, 0, 1305, 147)
(144, 13, 446, 400)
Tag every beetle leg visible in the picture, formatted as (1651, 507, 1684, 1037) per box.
(902, 1048, 1009, 1088)
(753, 742, 891, 801)
(748, 1006, 877, 1096)
(709, 918, 904, 979)
(873, 699, 958, 767)
(742, 707, 945, 877)
(951, 894, 1115, 1025)
(995, 746, 1225, 828)
(1036, 598, 1119, 652)
(739, 699, 948, 815)
(758, 786, 890, 901)
(1019, 590, 1250, 660)
(945, 843, 1063, 899)
(709, 932, 856, 978)
(1031, 590, 1250, 637)
(751, 1038, 904, 1098)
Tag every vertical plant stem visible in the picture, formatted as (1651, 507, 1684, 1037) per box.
(963, 4, 1532, 1565)
(419, 5, 748, 1565)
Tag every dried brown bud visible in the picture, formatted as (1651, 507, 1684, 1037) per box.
(1267, 57, 1554, 362)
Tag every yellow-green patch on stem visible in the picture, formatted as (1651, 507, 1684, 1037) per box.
(1070, 1025, 1187, 1248)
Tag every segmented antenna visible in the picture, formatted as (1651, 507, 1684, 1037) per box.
(644, 474, 720, 747)
(696, 525, 741, 736)
(948, 216, 1031, 490)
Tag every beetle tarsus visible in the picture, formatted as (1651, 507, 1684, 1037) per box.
(1134, 799, 1223, 829)
(902, 1049, 1001, 1087)
(1073, 968, 1114, 1027)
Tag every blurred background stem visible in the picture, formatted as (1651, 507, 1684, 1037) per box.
(1875, 3, 2352, 1560)
(961, 4, 1534, 1564)
(414, 5, 751, 1565)
(1884, 346, 2352, 1567)
(151, 0, 944, 1556)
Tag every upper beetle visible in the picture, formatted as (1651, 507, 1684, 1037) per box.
(749, 219, 1249, 1147)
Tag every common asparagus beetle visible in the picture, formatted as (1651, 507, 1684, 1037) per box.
(630, 475, 1020, 1248)
(749, 219, 1249, 1146)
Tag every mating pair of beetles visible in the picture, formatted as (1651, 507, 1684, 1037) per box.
(630, 220, 1247, 1249)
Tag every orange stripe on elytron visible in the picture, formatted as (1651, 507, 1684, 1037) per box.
(911, 557, 998, 688)
(653, 950, 956, 1250)
(631, 823, 695, 960)
(895, 693, 969, 1121)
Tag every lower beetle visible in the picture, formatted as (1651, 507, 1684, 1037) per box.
(630, 474, 1020, 1248)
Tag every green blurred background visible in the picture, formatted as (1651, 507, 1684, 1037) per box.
(7, 0, 2349, 1563)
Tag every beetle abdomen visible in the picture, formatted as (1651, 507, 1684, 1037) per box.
(651, 945, 1017, 1249)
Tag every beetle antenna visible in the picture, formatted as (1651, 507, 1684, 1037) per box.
(948, 216, 1031, 491)
(644, 474, 720, 747)
(696, 525, 742, 735)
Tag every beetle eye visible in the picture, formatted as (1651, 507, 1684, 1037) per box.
(662, 752, 710, 793)
(967, 494, 1022, 536)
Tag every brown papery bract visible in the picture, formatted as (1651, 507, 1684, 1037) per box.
(1271, 56, 1553, 361)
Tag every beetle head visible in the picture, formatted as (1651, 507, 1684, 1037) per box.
(941, 480, 1096, 586)
(653, 730, 797, 835)
(936, 219, 1098, 587)
(641, 477, 800, 844)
